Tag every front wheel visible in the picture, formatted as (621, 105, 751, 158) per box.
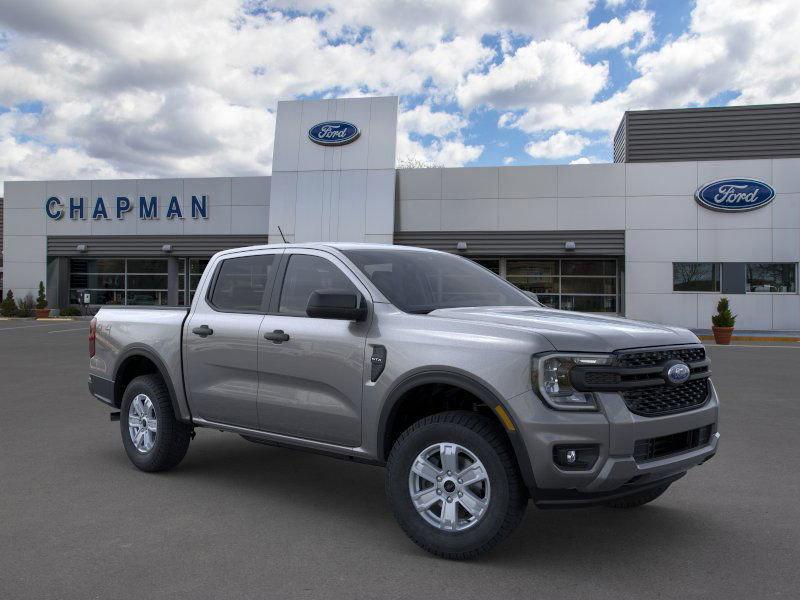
(120, 374, 191, 472)
(386, 411, 527, 560)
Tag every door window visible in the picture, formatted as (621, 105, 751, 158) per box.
(278, 254, 357, 316)
(209, 254, 277, 313)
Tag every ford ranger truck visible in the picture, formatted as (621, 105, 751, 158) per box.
(88, 243, 719, 559)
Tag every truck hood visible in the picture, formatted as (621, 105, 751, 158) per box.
(427, 306, 699, 353)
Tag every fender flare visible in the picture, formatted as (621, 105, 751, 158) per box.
(376, 369, 536, 491)
(113, 346, 191, 423)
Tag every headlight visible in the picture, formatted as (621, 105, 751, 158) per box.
(532, 353, 612, 411)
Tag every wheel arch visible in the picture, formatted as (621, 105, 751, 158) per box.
(377, 369, 536, 491)
(113, 346, 190, 423)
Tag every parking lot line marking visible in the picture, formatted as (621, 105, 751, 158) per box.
(47, 327, 88, 334)
(0, 323, 83, 332)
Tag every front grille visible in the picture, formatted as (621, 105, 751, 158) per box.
(634, 424, 714, 462)
(617, 347, 706, 368)
(584, 371, 621, 386)
(622, 378, 709, 416)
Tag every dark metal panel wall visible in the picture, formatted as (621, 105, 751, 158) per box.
(47, 235, 269, 257)
(614, 103, 800, 162)
(721, 263, 746, 294)
(393, 230, 625, 256)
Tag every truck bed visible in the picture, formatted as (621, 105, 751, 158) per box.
(90, 306, 191, 420)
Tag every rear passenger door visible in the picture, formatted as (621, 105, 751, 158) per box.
(256, 250, 370, 447)
(184, 250, 281, 429)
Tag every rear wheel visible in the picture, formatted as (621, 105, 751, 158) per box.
(386, 411, 527, 560)
(604, 483, 671, 508)
(120, 374, 191, 472)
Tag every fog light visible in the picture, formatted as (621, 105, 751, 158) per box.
(553, 445, 600, 470)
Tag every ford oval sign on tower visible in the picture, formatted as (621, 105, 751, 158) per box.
(308, 121, 360, 146)
(695, 178, 775, 212)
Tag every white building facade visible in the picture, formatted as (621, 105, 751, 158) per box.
(3, 96, 799, 331)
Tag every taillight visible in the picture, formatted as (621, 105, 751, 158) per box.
(89, 317, 97, 358)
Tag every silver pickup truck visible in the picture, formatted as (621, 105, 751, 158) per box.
(89, 243, 719, 559)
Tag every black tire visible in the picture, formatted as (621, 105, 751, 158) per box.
(386, 411, 527, 560)
(605, 483, 671, 508)
(120, 374, 191, 472)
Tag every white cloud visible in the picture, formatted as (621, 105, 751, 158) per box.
(457, 40, 608, 110)
(396, 132, 483, 167)
(398, 104, 466, 137)
(525, 130, 589, 159)
(569, 157, 592, 164)
(503, 156, 515, 165)
(0, 0, 798, 192)
(571, 10, 654, 52)
(505, 0, 800, 138)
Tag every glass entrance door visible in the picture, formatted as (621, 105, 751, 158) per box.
(471, 257, 619, 313)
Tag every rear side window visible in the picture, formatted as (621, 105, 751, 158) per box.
(278, 254, 357, 316)
(209, 254, 276, 312)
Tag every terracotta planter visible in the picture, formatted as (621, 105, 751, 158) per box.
(35, 308, 51, 318)
(712, 326, 734, 345)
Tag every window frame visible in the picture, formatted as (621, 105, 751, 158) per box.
(205, 250, 283, 315)
(270, 249, 371, 319)
(504, 257, 619, 312)
(745, 262, 798, 294)
(672, 262, 723, 293)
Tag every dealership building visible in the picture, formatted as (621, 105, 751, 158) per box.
(2, 98, 800, 331)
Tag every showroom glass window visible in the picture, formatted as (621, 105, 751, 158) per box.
(505, 259, 617, 312)
(69, 259, 126, 305)
(179, 258, 210, 305)
(70, 258, 168, 305)
(673, 263, 721, 292)
(746, 263, 797, 293)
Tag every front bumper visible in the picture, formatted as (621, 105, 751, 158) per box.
(506, 379, 720, 505)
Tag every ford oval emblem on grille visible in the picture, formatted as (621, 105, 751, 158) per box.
(666, 362, 691, 385)
(695, 178, 775, 212)
(308, 121, 360, 146)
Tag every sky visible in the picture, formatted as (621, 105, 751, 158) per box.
(1, 0, 799, 195)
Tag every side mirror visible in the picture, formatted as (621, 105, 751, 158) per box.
(306, 289, 367, 321)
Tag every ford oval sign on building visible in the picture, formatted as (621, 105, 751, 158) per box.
(308, 121, 360, 146)
(695, 178, 775, 212)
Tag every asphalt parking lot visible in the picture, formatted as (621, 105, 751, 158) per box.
(1, 319, 798, 599)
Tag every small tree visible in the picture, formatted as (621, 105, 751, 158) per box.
(36, 281, 47, 310)
(1, 290, 17, 317)
(396, 155, 444, 169)
(16, 293, 36, 318)
(711, 297, 736, 328)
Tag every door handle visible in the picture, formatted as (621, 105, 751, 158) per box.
(192, 325, 214, 338)
(264, 329, 290, 343)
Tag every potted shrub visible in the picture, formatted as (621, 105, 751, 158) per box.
(1, 290, 17, 317)
(711, 297, 736, 345)
(35, 281, 51, 318)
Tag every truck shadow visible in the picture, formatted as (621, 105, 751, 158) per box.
(160, 432, 728, 568)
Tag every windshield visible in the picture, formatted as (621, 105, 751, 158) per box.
(342, 249, 540, 314)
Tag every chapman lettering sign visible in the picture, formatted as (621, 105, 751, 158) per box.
(308, 121, 360, 146)
(695, 179, 775, 212)
(45, 195, 209, 220)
